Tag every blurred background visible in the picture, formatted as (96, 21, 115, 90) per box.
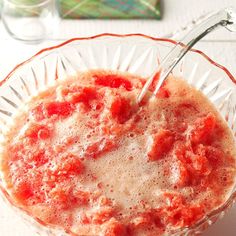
(0, 0, 235, 79)
(0, 0, 236, 235)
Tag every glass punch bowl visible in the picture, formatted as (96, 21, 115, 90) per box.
(0, 34, 235, 236)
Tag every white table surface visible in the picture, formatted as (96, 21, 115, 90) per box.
(1, 0, 236, 235)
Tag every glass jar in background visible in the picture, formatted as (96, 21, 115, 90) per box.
(2, 0, 56, 43)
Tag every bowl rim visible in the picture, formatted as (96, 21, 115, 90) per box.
(0, 33, 236, 235)
(1, 33, 235, 87)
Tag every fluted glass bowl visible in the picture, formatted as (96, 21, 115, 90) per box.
(0, 34, 235, 236)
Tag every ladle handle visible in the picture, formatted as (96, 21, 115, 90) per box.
(138, 7, 236, 103)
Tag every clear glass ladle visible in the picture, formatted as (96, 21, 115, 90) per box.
(137, 7, 236, 103)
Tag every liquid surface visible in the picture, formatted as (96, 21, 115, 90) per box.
(1, 71, 236, 236)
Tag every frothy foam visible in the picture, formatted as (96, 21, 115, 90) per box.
(1, 71, 236, 235)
